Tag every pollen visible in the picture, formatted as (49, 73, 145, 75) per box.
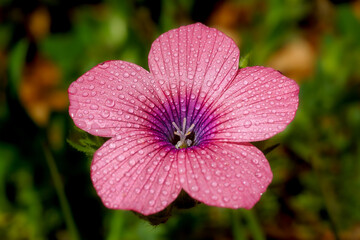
(172, 118, 195, 149)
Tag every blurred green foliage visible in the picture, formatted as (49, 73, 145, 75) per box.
(1, 0, 360, 239)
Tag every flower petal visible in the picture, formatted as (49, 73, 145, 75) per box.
(177, 142, 272, 209)
(68, 60, 167, 137)
(212, 66, 299, 142)
(91, 132, 181, 215)
(148, 23, 239, 124)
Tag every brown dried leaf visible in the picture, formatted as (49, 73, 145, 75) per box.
(267, 38, 316, 82)
(27, 7, 51, 41)
(19, 56, 67, 126)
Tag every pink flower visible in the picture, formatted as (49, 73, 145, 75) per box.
(68, 23, 299, 215)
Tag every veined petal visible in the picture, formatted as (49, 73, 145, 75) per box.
(91, 132, 181, 215)
(212, 66, 299, 142)
(178, 142, 272, 209)
(68, 60, 169, 137)
(148, 23, 239, 124)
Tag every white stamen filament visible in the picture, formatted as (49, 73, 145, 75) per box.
(172, 118, 195, 149)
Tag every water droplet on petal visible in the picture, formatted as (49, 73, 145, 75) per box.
(123, 72, 129, 78)
(90, 104, 99, 110)
(252, 159, 259, 165)
(244, 120, 252, 128)
(99, 62, 109, 69)
(68, 86, 77, 94)
(77, 120, 87, 129)
(101, 110, 110, 118)
(211, 195, 218, 200)
(191, 186, 199, 192)
(138, 95, 146, 102)
(105, 99, 115, 107)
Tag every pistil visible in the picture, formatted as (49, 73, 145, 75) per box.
(172, 118, 195, 149)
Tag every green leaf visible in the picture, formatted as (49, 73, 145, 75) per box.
(239, 53, 251, 68)
(67, 127, 108, 158)
(8, 39, 29, 97)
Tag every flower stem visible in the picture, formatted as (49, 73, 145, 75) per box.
(106, 211, 125, 240)
(231, 210, 246, 240)
(311, 156, 340, 240)
(43, 143, 81, 240)
(240, 209, 265, 240)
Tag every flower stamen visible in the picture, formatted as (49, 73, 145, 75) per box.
(172, 118, 195, 149)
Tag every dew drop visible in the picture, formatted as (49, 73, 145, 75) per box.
(89, 104, 98, 110)
(77, 120, 87, 129)
(138, 95, 146, 102)
(101, 110, 110, 118)
(244, 120, 252, 128)
(211, 195, 218, 200)
(105, 99, 115, 108)
(99, 62, 109, 69)
(123, 72, 129, 78)
(252, 158, 259, 165)
(68, 86, 77, 94)
(191, 186, 199, 192)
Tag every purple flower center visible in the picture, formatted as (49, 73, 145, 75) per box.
(146, 98, 215, 149)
